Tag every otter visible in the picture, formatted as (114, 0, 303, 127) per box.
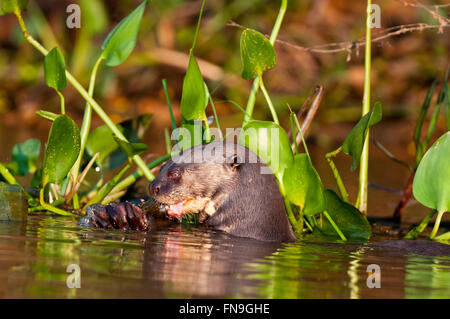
(79, 142, 297, 242)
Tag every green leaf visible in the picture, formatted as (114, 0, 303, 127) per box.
(80, 0, 108, 35)
(42, 115, 81, 185)
(342, 102, 382, 171)
(180, 52, 208, 121)
(112, 136, 147, 158)
(0, 0, 28, 15)
(0, 182, 28, 222)
(238, 120, 293, 176)
(283, 153, 325, 216)
(36, 109, 58, 122)
(9, 139, 40, 176)
(320, 189, 371, 239)
(101, 0, 147, 66)
(85, 114, 152, 170)
(240, 29, 276, 80)
(413, 131, 450, 213)
(44, 47, 67, 91)
(443, 70, 450, 130)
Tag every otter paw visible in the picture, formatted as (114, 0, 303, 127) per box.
(79, 202, 150, 231)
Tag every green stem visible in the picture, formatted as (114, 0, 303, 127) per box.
(357, 0, 372, 215)
(14, 8, 154, 182)
(164, 128, 171, 154)
(289, 114, 299, 154)
(404, 209, 437, 239)
(162, 79, 177, 131)
(325, 147, 350, 203)
(209, 96, 223, 139)
(56, 90, 65, 114)
(111, 154, 171, 194)
(191, 0, 206, 51)
(70, 56, 104, 209)
(292, 112, 309, 157)
(277, 173, 300, 235)
(323, 210, 347, 241)
(258, 75, 279, 125)
(0, 163, 19, 185)
(429, 210, 445, 239)
(242, 0, 287, 125)
(39, 187, 74, 216)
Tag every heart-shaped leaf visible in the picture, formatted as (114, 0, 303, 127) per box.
(238, 120, 293, 176)
(240, 29, 276, 80)
(42, 115, 81, 185)
(283, 153, 325, 216)
(101, 0, 147, 66)
(0, 0, 28, 16)
(342, 102, 382, 171)
(180, 52, 208, 121)
(319, 189, 371, 239)
(112, 136, 147, 158)
(44, 47, 67, 91)
(413, 131, 450, 213)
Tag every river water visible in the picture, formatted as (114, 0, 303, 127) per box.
(0, 214, 449, 299)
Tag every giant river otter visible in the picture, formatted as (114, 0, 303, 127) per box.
(79, 142, 297, 242)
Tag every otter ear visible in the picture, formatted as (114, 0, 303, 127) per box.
(227, 154, 242, 171)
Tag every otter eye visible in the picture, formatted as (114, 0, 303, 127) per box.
(168, 170, 181, 179)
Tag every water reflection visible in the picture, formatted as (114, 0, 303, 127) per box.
(0, 215, 449, 298)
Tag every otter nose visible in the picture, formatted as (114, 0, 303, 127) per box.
(151, 185, 159, 196)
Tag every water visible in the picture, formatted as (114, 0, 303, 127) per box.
(0, 214, 449, 298)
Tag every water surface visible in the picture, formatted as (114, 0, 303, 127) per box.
(0, 214, 449, 299)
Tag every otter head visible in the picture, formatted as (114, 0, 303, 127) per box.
(149, 147, 243, 220)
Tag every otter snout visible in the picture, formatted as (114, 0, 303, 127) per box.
(149, 180, 160, 197)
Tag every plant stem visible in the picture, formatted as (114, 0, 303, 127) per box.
(191, 0, 206, 51)
(325, 147, 350, 203)
(292, 112, 310, 157)
(323, 211, 347, 241)
(39, 187, 74, 216)
(70, 56, 104, 209)
(404, 209, 437, 239)
(429, 210, 445, 239)
(289, 114, 299, 154)
(242, 0, 287, 125)
(209, 96, 223, 139)
(0, 163, 19, 185)
(258, 75, 279, 124)
(277, 173, 300, 235)
(56, 90, 65, 114)
(14, 8, 154, 182)
(162, 79, 177, 131)
(110, 154, 171, 195)
(357, 0, 372, 215)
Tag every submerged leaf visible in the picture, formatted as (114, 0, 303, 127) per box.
(320, 189, 371, 239)
(413, 131, 450, 213)
(238, 120, 293, 176)
(342, 102, 382, 171)
(44, 47, 67, 91)
(240, 29, 276, 80)
(42, 115, 81, 185)
(8, 139, 41, 176)
(283, 154, 325, 216)
(180, 52, 208, 121)
(101, 0, 147, 66)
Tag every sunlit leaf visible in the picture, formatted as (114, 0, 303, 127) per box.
(238, 120, 293, 176)
(44, 47, 67, 91)
(342, 102, 382, 171)
(112, 136, 147, 158)
(240, 29, 276, 80)
(0, 182, 28, 221)
(42, 115, 81, 185)
(180, 52, 208, 121)
(413, 131, 450, 213)
(80, 0, 108, 34)
(101, 0, 147, 66)
(283, 153, 325, 215)
(0, 0, 28, 16)
(319, 189, 371, 239)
